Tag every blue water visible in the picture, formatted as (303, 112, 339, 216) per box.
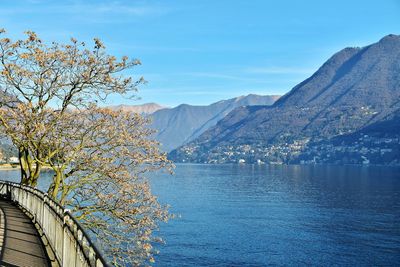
(149, 164, 400, 266)
(2, 165, 400, 266)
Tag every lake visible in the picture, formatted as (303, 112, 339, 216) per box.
(1, 164, 400, 266)
(150, 164, 400, 266)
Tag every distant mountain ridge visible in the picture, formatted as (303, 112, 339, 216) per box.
(109, 103, 166, 114)
(170, 34, 400, 164)
(149, 94, 280, 152)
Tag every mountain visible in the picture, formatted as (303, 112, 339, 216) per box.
(170, 34, 400, 164)
(149, 94, 280, 152)
(109, 103, 166, 114)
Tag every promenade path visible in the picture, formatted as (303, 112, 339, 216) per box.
(0, 200, 51, 267)
(0, 180, 108, 267)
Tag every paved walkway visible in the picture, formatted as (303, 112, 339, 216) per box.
(0, 200, 51, 267)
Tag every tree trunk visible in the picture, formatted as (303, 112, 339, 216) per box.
(30, 162, 41, 187)
(18, 147, 29, 185)
(49, 169, 63, 199)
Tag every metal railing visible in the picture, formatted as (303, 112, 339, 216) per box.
(0, 180, 109, 267)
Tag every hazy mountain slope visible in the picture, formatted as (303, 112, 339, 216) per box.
(109, 103, 166, 114)
(170, 34, 400, 163)
(150, 94, 280, 152)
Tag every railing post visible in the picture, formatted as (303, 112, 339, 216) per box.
(6, 183, 11, 200)
(61, 213, 65, 267)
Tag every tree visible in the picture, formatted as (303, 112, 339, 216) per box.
(0, 29, 172, 266)
(45, 107, 171, 265)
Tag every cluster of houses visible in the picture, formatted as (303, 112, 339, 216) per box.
(0, 156, 19, 164)
(300, 134, 399, 165)
(175, 134, 399, 166)
(178, 139, 310, 164)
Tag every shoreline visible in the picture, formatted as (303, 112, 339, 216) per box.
(0, 164, 19, 170)
(0, 164, 53, 171)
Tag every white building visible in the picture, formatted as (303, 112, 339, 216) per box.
(9, 157, 19, 164)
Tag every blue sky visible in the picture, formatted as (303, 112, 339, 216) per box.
(0, 0, 399, 107)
